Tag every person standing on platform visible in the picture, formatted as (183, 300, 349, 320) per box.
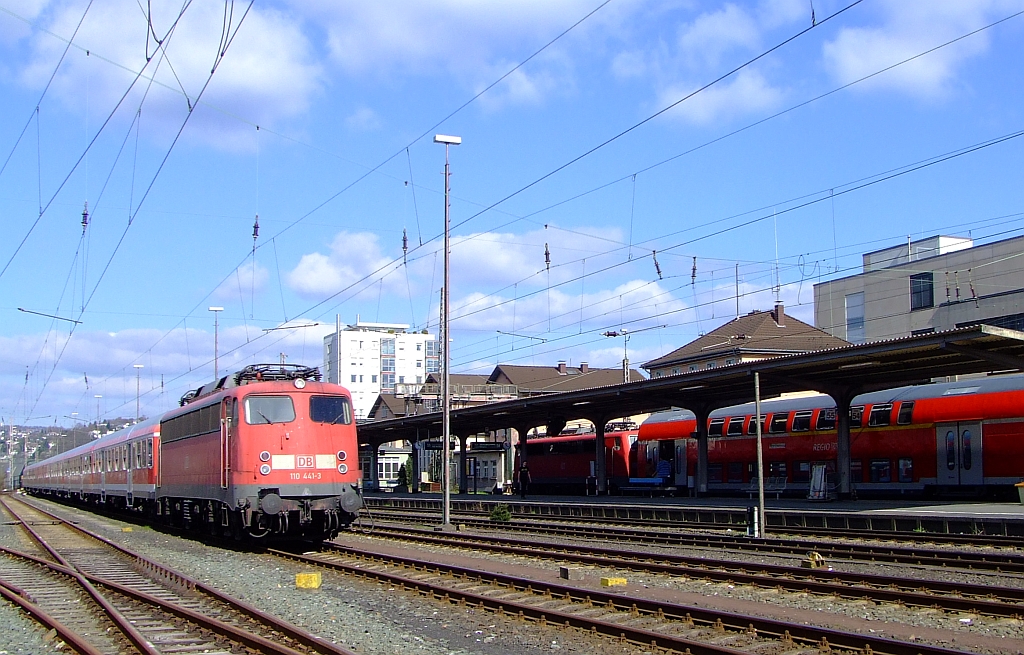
(517, 464, 531, 499)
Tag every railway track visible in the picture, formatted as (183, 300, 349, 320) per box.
(0, 494, 356, 655)
(363, 507, 1024, 572)
(352, 523, 1024, 618)
(269, 541, 976, 655)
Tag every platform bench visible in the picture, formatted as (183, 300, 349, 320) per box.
(619, 477, 676, 497)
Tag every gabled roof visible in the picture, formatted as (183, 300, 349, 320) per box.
(424, 373, 491, 386)
(367, 394, 409, 420)
(642, 304, 849, 371)
(488, 364, 643, 393)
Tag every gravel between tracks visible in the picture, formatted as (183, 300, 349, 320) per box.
(0, 497, 640, 655)
(1, 497, 1022, 655)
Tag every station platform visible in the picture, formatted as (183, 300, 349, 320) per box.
(361, 490, 1024, 537)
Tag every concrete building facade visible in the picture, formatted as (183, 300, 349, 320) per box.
(323, 319, 438, 420)
(814, 235, 1024, 344)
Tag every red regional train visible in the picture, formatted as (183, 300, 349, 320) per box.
(21, 364, 363, 541)
(636, 374, 1024, 498)
(516, 422, 639, 493)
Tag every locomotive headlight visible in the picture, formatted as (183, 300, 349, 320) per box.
(294, 378, 306, 389)
(259, 450, 271, 462)
(259, 463, 272, 476)
(337, 463, 348, 474)
(336, 450, 347, 461)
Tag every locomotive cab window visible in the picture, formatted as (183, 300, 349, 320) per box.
(245, 395, 296, 425)
(310, 395, 353, 424)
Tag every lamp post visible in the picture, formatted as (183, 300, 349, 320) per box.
(434, 133, 461, 530)
(133, 364, 144, 422)
(209, 307, 224, 379)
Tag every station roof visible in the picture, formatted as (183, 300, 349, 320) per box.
(357, 324, 1024, 444)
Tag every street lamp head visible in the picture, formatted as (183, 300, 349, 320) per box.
(433, 134, 462, 145)
(133, 364, 144, 369)
(94, 394, 102, 399)
(208, 306, 224, 312)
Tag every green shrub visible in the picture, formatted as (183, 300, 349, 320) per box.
(489, 503, 511, 522)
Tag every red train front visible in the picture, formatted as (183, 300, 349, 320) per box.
(158, 364, 363, 539)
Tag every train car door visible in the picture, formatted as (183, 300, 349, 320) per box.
(220, 398, 233, 489)
(673, 440, 687, 488)
(935, 422, 983, 486)
(126, 442, 134, 505)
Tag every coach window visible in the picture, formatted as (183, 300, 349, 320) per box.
(147, 438, 154, 468)
(850, 459, 863, 483)
(869, 459, 891, 483)
(747, 415, 766, 435)
(310, 396, 353, 424)
(245, 395, 296, 425)
(726, 417, 744, 436)
(868, 404, 892, 427)
(708, 418, 725, 437)
(794, 461, 810, 483)
(898, 458, 913, 483)
(791, 411, 812, 432)
(897, 401, 915, 424)
(727, 462, 743, 483)
(769, 413, 788, 434)
(816, 408, 836, 431)
(707, 463, 723, 483)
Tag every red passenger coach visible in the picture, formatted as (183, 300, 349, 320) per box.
(22, 364, 363, 541)
(637, 374, 1024, 498)
(517, 424, 638, 493)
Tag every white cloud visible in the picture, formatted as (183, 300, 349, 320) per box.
(345, 107, 381, 131)
(214, 260, 270, 302)
(675, 3, 761, 69)
(821, 0, 1020, 99)
(659, 67, 783, 124)
(17, 1, 320, 150)
(288, 231, 402, 299)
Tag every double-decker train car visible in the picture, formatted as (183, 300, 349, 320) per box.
(516, 423, 639, 493)
(21, 364, 363, 541)
(636, 374, 1024, 498)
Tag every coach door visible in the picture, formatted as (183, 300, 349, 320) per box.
(674, 440, 687, 487)
(935, 422, 983, 486)
(126, 442, 134, 504)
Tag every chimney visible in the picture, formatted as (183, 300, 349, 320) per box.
(773, 302, 785, 327)
(580, 362, 589, 373)
(557, 361, 567, 375)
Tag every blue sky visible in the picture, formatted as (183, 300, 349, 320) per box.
(2, 0, 1024, 426)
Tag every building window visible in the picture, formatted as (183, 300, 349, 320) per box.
(359, 375, 363, 383)
(910, 272, 933, 310)
(706, 361, 716, 369)
(426, 359, 439, 373)
(381, 373, 395, 391)
(399, 376, 405, 384)
(371, 375, 378, 383)
(350, 375, 357, 383)
(671, 367, 679, 375)
(417, 343, 422, 351)
(845, 292, 865, 344)
(381, 338, 395, 355)
(416, 375, 422, 383)
(416, 361, 422, 368)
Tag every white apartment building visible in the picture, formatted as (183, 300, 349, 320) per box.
(323, 319, 439, 419)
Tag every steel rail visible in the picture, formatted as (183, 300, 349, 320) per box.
(0, 577, 105, 655)
(269, 543, 974, 655)
(358, 524, 1024, 617)
(4, 494, 358, 655)
(366, 507, 1024, 571)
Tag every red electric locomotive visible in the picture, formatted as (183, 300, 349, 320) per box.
(516, 423, 638, 493)
(636, 373, 1024, 498)
(22, 364, 363, 541)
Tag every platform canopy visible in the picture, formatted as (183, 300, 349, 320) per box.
(358, 324, 1024, 444)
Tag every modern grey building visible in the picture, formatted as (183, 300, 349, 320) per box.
(814, 235, 1024, 343)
